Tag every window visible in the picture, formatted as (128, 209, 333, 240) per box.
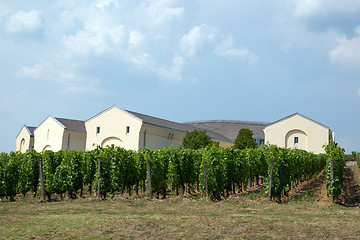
(96, 127, 100, 136)
(294, 137, 299, 148)
(259, 139, 265, 145)
(67, 134, 70, 150)
(126, 126, 130, 135)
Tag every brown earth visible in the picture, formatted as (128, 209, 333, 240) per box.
(338, 166, 360, 207)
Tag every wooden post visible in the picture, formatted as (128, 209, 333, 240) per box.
(248, 157, 251, 188)
(97, 158, 101, 198)
(39, 160, 45, 201)
(203, 161, 208, 197)
(147, 157, 152, 199)
(268, 160, 274, 201)
(330, 159, 334, 204)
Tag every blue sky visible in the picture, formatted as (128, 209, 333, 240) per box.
(1, 0, 360, 153)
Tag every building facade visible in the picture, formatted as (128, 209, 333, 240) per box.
(33, 116, 86, 152)
(16, 109, 332, 154)
(16, 125, 36, 153)
(86, 106, 233, 151)
(263, 113, 332, 154)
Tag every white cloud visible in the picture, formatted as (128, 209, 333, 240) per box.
(16, 63, 53, 79)
(6, 10, 43, 33)
(291, 0, 321, 17)
(291, 0, 360, 17)
(128, 30, 144, 49)
(180, 24, 219, 58)
(330, 26, 360, 65)
(213, 37, 258, 63)
(15, 62, 101, 95)
(96, 0, 118, 10)
(61, 24, 128, 57)
(136, 0, 184, 27)
(157, 55, 184, 82)
(179, 24, 257, 63)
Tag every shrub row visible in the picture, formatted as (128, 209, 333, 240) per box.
(0, 145, 337, 201)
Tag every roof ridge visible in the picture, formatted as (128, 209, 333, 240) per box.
(184, 120, 270, 125)
(126, 110, 233, 143)
(54, 117, 84, 122)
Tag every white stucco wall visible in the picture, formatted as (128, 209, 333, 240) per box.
(62, 130, 86, 151)
(16, 126, 34, 153)
(34, 117, 65, 152)
(85, 106, 143, 151)
(264, 114, 331, 154)
(139, 124, 184, 150)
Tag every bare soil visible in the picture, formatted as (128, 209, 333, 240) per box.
(338, 166, 360, 207)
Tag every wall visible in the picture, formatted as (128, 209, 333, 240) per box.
(16, 126, 34, 153)
(85, 107, 143, 151)
(264, 114, 330, 154)
(62, 130, 86, 151)
(34, 117, 65, 152)
(139, 124, 234, 150)
(139, 124, 184, 150)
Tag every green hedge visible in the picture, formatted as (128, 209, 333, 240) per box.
(0, 144, 341, 201)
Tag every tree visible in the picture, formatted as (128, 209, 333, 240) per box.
(233, 128, 257, 150)
(181, 129, 218, 150)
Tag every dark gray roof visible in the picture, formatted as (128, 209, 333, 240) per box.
(26, 126, 36, 137)
(126, 110, 233, 143)
(185, 120, 270, 142)
(54, 117, 86, 132)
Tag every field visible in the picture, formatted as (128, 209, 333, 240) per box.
(1, 164, 360, 239)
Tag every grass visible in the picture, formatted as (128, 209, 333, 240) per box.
(1, 194, 360, 240)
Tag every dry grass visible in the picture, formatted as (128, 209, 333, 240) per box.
(1, 194, 360, 239)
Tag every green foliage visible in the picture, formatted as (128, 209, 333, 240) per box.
(0, 152, 21, 201)
(0, 142, 337, 202)
(233, 128, 257, 150)
(201, 146, 226, 200)
(18, 150, 40, 197)
(149, 148, 171, 198)
(182, 129, 217, 150)
(263, 145, 326, 199)
(357, 153, 360, 168)
(324, 141, 345, 199)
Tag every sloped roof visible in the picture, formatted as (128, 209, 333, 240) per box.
(17, 125, 36, 139)
(185, 120, 269, 142)
(265, 113, 330, 130)
(126, 110, 233, 143)
(54, 117, 86, 132)
(26, 126, 36, 137)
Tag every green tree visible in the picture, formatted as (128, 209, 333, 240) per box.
(182, 129, 217, 150)
(233, 128, 257, 150)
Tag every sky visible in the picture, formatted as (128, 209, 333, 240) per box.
(1, 0, 360, 153)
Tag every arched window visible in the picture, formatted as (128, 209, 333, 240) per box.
(20, 138, 25, 152)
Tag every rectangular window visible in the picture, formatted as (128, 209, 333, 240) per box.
(126, 126, 130, 135)
(67, 134, 70, 150)
(294, 137, 299, 144)
(96, 127, 100, 136)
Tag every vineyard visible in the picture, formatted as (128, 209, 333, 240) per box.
(0, 142, 345, 203)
